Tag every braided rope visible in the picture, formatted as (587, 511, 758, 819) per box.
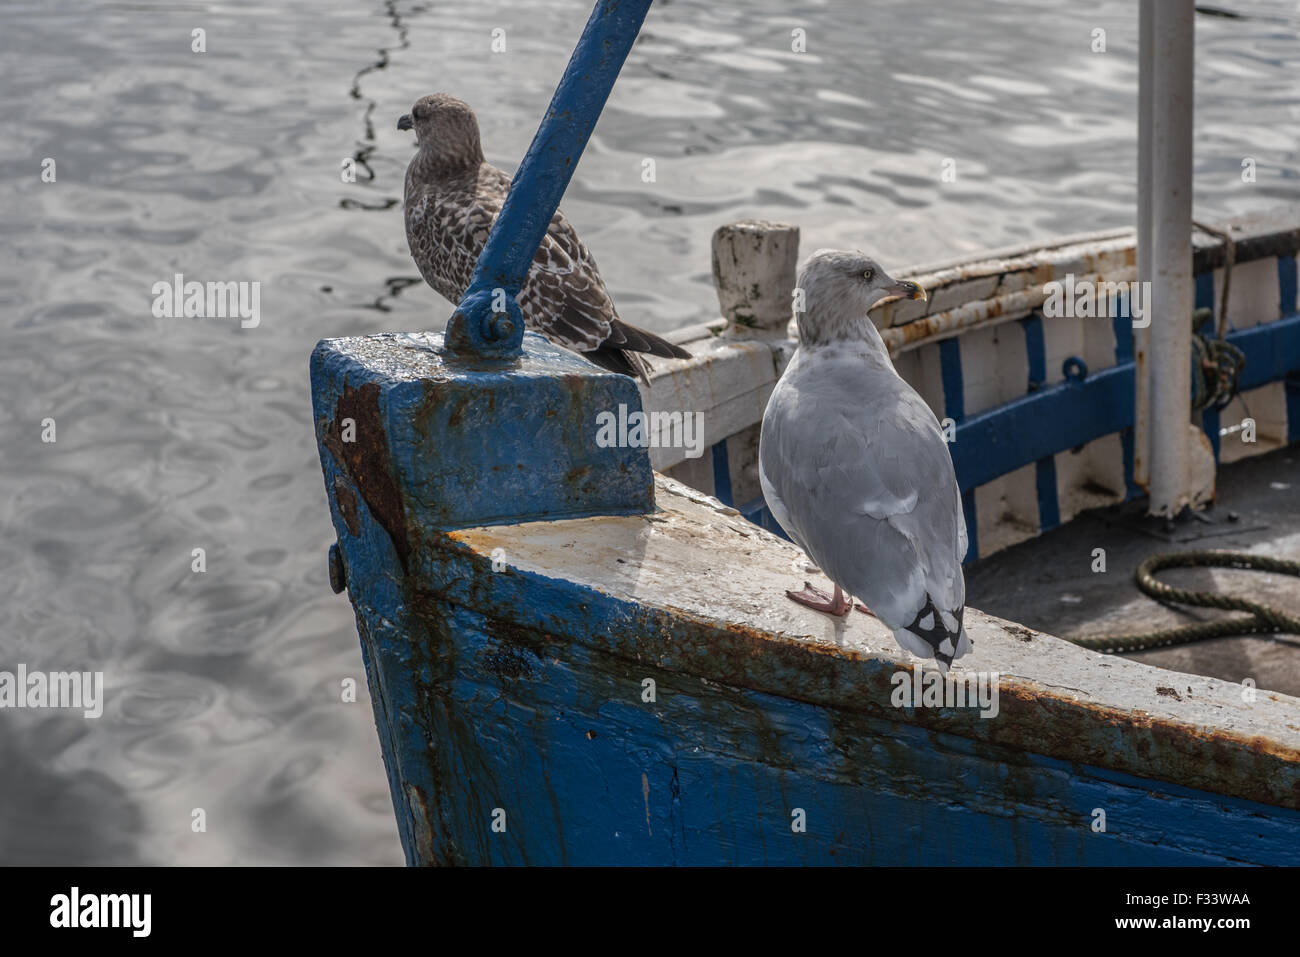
(1073, 227, 1281, 654)
(1067, 550, 1300, 653)
(1188, 221, 1247, 412)
(1190, 310, 1246, 412)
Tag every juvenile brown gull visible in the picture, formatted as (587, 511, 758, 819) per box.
(759, 249, 973, 671)
(399, 93, 691, 381)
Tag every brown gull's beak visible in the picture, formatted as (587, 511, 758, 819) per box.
(397, 114, 413, 131)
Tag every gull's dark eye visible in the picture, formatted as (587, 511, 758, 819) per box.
(862, 268, 875, 282)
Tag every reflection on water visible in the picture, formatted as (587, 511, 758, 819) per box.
(0, 0, 1297, 864)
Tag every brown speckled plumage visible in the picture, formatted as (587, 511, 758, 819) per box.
(400, 93, 691, 380)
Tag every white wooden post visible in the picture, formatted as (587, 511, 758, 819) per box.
(711, 221, 800, 340)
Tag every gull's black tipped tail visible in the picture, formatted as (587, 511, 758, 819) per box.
(892, 596, 972, 672)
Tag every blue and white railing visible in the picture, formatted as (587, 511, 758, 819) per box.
(652, 218, 1300, 561)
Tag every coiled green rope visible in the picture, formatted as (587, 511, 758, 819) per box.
(1069, 550, 1300, 653)
(1190, 307, 1246, 412)
(1189, 220, 1247, 413)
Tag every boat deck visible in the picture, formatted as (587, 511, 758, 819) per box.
(967, 445, 1300, 697)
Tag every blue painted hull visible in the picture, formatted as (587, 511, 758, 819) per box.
(337, 527, 1300, 866)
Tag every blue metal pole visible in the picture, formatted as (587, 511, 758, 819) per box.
(445, 0, 655, 359)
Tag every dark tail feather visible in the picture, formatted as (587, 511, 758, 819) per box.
(581, 319, 691, 383)
(604, 318, 692, 361)
(583, 346, 651, 384)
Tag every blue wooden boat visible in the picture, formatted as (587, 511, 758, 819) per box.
(310, 0, 1300, 864)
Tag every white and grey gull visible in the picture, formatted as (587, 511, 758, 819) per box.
(399, 93, 691, 380)
(759, 249, 973, 671)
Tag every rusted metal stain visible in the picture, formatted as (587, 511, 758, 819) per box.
(323, 381, 411, 571)
(334, 475, 359, 536)
(403, 783, 447, 867)
(443, 386, 495, 431)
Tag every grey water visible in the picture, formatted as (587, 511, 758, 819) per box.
(0, 0, 1297, 864)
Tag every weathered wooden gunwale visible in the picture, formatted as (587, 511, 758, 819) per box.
(447, 474, 1300, 814)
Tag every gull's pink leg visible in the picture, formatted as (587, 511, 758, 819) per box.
(854, 602, 875, 616)
(786, 581, 852, 617)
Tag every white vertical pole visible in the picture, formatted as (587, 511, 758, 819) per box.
(1147, 0, 1196, 516)
(1134, 0, 1154, 490)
